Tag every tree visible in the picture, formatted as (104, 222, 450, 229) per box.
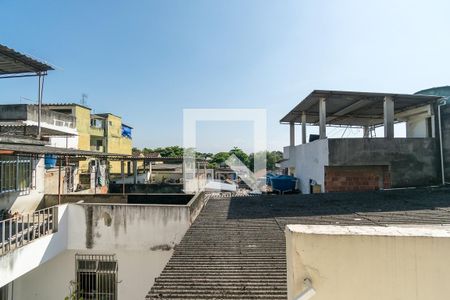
(266, 151, 283, 171)
(141, 146, 184, 157)
(210, 152, 230, 168)
(229, 147, 250, 168)
(248, 151, 283, 171)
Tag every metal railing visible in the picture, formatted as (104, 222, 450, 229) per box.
(0, 206, 58, 256)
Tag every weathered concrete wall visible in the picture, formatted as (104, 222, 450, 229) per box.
(41, 193, 193, 207)
(2, 191, 208, 298)
(4, 201, 199, 299)
(188, 192, 209, 223)
(414, 86, 450, 182)
(41, 193, 128, 208)
(0, 104, 28, 120)
(292, 139, 329, 194)
(67, 203, 191, 251)
(43, 169, 61, 195)
(439, 105, 450, 182)
(26, 105, 76, 128)
(328, 138, 440, 187)
(286, 224, 450, 300)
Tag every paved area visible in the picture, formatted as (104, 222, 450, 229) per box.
(146, 188, 450, 299)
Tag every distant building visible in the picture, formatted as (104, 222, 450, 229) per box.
(280, 90, 443, 193)
(0, 104, 77, 148)
(43, 104, 133, 173)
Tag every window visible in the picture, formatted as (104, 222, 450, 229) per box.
(75, 254, 118, 300)
(91, 119, 104, 129)
(0, 156, 32, 193)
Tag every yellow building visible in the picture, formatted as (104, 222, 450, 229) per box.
(94, 113, 133, 173)
(45, 104, 132, 173)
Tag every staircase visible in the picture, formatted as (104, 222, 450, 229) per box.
(146, 195, 287, 299)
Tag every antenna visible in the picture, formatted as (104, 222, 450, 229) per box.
(81, 93, 88, 106)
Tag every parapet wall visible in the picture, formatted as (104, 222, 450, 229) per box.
(286, 224, 450, 300)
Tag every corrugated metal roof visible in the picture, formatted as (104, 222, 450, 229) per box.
(0, 143, 126, 157)
(42, 103, 92, 110)
(0, 44, 53, 75)
(280, 90, 442, 126)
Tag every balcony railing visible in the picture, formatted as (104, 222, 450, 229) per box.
(0, 206, 58, 256)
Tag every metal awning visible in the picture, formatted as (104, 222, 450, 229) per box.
(0, 143, 127, 158)
(280, 90, 442, 127)
(0, 44, 53, 78)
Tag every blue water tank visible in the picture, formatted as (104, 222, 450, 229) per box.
(271, 175, 297, 192)
(44, 154, 57, 169)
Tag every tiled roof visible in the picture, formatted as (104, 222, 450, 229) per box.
(147, 188, 450, 299)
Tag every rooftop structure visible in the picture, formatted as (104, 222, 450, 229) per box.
(0, 104, 77, 140)
(0, 44, 55, 139)
(280, 90, 444, 193)
(280, 90, 440, 127)
(0, 44, 53, 78)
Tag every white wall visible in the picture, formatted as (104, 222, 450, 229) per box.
(67, 203, 191, 251)
(292, 139, 329, 193)
(8, 203, 192, 300)
(48, 135, 78, 149)
(113, 172, 150, 184)
(286, 224, 450, 300)
(13, 249, 172, 300)
(0, 205, 69, 288)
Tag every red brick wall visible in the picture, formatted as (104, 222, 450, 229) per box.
(325, 165, 391, 193)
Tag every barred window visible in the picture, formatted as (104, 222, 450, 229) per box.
(75, 254, 118, 300)
(0, 156, 32, 193)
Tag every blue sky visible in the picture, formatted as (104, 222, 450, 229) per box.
(1, 0, 450, 152)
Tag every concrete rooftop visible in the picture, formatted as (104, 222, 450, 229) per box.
(146, 188, 450, 299)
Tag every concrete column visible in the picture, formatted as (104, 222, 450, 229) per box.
(290, 122, 295, 147)
(319, 97, 327, 139)
(384, 96, 394, 138)
(363, 125, 369, 137)
(120, 160, 125, 195)
(133, 160, 138, 184)
(301, 112, 307, 144)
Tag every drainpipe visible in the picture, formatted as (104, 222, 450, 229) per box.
(293, 278, 316, 300)
(438, 98, 447, 185)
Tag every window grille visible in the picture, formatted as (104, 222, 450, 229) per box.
(0, 156, 32, 193)
(75, 254, 118, 300)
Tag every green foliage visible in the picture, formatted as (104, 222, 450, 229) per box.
(229, 147, 250, 167)
(210, 152, 230, 169)
(249, 151, 283, 171)
(142, 146, 184, 157)
(133, 146, 283, 171)
(266, 150, 283, 171)
(64, 281, 83, 300)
